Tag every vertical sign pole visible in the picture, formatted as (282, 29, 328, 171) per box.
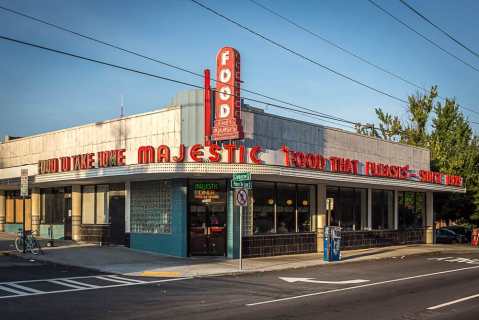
(204, 69, 212, 146)
(22, 196, 26, 253)
(239, 205, 243, 271)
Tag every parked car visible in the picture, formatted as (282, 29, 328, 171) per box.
(436, 228, 466, 244)
(445, 225, 472, 243)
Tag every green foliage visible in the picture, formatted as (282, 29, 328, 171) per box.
(357, 86, 479, 224)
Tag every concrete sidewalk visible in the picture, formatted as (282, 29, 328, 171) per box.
(4, 237, 478, 277)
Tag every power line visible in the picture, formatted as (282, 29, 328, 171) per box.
(367, 0, 479, 74)
(0, 34, 359, 130)
(248, 0, 479, 120)
(248, 0, 423, 91)
(0, 4, 355, 126)
(188, 0, 409, 104)
(399, 0, 479, 60)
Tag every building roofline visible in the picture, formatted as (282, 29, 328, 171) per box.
(243, 105, 431, 153)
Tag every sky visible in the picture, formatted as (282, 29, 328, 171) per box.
(1, 0, 478, 139)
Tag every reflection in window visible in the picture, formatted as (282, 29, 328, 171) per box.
(398, 191, 425, 229)
(372, 189, 394, 230)
(252, 182, 275, 234)
(96, 185, 109, 224)
(251, 182, 315, 234)
(276, 183, 296, 233)
(326, 186, 367, 231)
(298, 185, 315, 232)
(82, 186, 95, 224)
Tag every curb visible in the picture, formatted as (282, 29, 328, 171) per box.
(4, 246, 478, 279)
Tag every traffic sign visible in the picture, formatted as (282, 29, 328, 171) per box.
(231, 180, 252, 189)
(235, 189, 248, 207)
(233, 172, 251, 182)
(20, 169, 28, 198)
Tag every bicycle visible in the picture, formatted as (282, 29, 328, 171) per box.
(15, 229, 43, 255)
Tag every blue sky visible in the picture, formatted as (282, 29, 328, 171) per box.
(1, 0, 478, 138)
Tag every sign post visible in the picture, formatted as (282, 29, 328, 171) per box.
(232, 173, 251, 271)
(20, 169, 29, 254)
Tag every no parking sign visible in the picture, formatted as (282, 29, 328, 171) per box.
(235, 189, 248, 207)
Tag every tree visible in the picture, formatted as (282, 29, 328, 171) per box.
(357, 86, 479, 225)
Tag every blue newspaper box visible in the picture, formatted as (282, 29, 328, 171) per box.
(323, 226, 341, 262)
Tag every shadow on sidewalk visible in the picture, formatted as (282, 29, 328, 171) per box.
(341, 247, 408, 261)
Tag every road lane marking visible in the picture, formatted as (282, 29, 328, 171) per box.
(280, 277, 369, 284)
(427, 293, 479, 310)
(0, 274, 118, 286)
(140, 271, 182, 277)
(0, 285, 27, 296)
(7, 283, 43, 294)
(428, 257, 479, 265)
(96, 276, 136, 285)
(246, 265, 479, 307)
(106, 275, 145, 283)
(0, 277, 192, 300)
(47, 280, 87, 290)
(62, 279, 99, 288)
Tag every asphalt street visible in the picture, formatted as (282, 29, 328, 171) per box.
(1, 252, 479, 320)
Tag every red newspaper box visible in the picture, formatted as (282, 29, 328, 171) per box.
(472, 228, 479, 246)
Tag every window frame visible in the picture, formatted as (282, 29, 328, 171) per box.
(251, 180, 317, 235)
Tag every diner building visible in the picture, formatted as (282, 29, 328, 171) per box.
(0, 88, 465, 258)
(0, 45, 466, 258)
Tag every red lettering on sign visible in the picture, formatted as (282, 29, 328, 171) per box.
(173, 144, 185, 162)
(138, 146, 155, 164)
(208, 144, 221, 162)
(250, 146, 262, 164)
(190, 144, 204, 162)
(157, 145, 170, 163)
(212, 47, 243, 141)
(224, 144, 236, 163)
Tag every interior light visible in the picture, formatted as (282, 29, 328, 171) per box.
(267, 199, 274, 205)
(302, 200, 308, 206)
(286, 199, 293, 206)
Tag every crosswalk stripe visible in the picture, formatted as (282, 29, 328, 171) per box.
(96, 276, 137, 284)
(48, 280, 86, 290)
(106, 275, 145, 283)
(7, 283, 43, 294)
(61, 279, 99, 288)
(0, 285, 27, 296)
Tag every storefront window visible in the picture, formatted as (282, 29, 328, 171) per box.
(4, 191, 31, 227)
(251, 182, 315, 234)
(6, 191, 17, 223)
(398, 191, 425, 229)
(372, 189, 394, 230)
(96, 185, 109, 224)
(81, 185, 109, 225)
(82, 186, 95, 224)
(130, 181, 172, 234)
(298, 185, 315, 232)
(276, 183, 296, 233)
(252, 182, 275, 234)
(41, 188, 67, 224)
(326, 186, 367, 231)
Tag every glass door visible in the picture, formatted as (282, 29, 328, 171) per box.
(188, 181, 226, 256)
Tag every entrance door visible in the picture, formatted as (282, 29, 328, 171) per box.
(188, 181, 227, 256)
(109, 195, 126, 245)
(64, 195, 72, 240)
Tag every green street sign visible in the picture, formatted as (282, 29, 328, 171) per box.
(233, 172, 251, 182)
(231, 180, 252, 189)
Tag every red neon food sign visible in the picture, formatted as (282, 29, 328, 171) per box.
(212, 47, 243, 141)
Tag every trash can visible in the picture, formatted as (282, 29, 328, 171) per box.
(472, 228, 479, 247)
(324, 226, 341, 262)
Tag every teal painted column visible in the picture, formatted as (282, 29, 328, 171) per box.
(227, 189, 240, 259)
(171, 179, 188, 257)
